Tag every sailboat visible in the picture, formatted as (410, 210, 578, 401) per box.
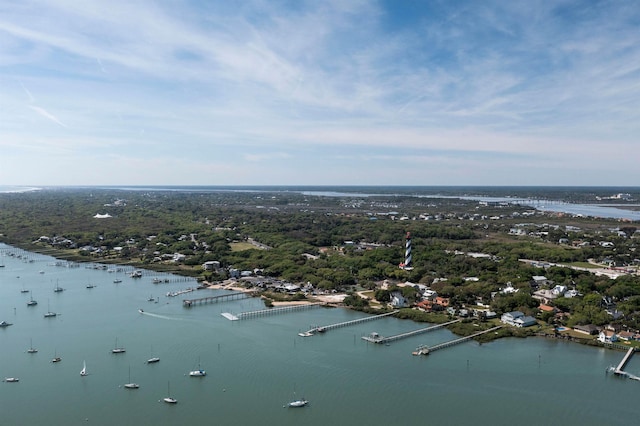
(53, 280, 64, 293)
(189, 357, 206, 377)
(287, 391, 309, 407)
(27, 291, 37, 306)
(124, 366, 139, 389)
(146, 346, 160, 364)
(20, 285, 29, 293)
(44, 299, 57, 318)
(80, 360, 88, 376)
(52, 350, 61, 363)
(27, 338, 38, 353)
(163, 381, 177, 404)
(112, 337, 126, 354)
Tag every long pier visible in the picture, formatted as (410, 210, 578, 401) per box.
(609, 347, 639, 380)
(361, 319, 461, 344)
(299, 310, 399, 336)
(183, 292, 247, 307)
(222, 303, 322, 321)
(413, 326, 503, 355)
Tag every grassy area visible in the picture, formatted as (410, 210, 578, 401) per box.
(229, 242, 256, 252)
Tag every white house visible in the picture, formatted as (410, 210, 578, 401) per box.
(597, 330, 618, 343)
(390, 291, 407, 308)
(501, 311, 525, 326)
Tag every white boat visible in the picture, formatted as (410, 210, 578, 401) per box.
(80, 360, 88, 376)
(27, 338, 38, 354)
(52, 350, 61, 363)
(44, 300, 57, 318)
(86, 283, 96, 289)
(112, 337, 126, 354)
(53, 280, 64, 292)
(27, 291, 37, 306)
(163, 381, 177, 404)
(288, 399, 308, 407)
(113, 279, 122, 283)
(189, 357, 206, 377)
(124, 366, 139, 389)
(0, 321, 13, 327)
(3, 377, 19, 383)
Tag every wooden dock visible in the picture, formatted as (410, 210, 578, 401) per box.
(222, 303, 322, 320)
(610, 347, 639, 380)
(299, 311, 399, 336)
(361, 319, 461, 344)
(413, 326, 502, 355)
(183, 292, 247, 307)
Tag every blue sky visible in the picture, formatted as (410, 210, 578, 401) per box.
(1, 0, 639, 186)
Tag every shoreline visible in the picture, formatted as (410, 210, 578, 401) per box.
(2, 243, 631, 353)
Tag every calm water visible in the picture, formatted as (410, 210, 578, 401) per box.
(0, 244, 638, 426)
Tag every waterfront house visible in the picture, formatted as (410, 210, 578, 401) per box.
(597, 330, 618, 343)
(573, 324, 600, 335)
(617, 330, 635, 341)
(390, 292, 407, 308)
(514, 315, 537, 328)
(501, 311, 524, 326)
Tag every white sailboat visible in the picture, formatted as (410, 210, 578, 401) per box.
(163, 381, 177, 404)
(80, 360, 87, 376)
(112, 337, 126, 354)
(53, 280, 64, 293)
(146, 346, 160, 364)
(124, 366, 139, 389)
(51, 349, 61, 363)
(189, 357, 206, 377)
(44, 299, 57, 318)
(287, 391, 309, 407)
(27, 338, 38, 354)
(27, 291, 37, 306)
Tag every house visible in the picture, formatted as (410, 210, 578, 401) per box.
(202, 260, 221, 271)
(573, 324, 599, 335)
(501, 311, 537, 327)
(538, 304, 557, 314)
(531, 276, 550, 288)
(390, 292, 407, 308)
(434, 297, 450, 307)
(617, 331, 635, 341)
(501, 311, 524, 326)
(514, 316, 537, 328)
(597, 330, 618, 343)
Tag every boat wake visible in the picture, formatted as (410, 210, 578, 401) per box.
(137, 311, 187, 322)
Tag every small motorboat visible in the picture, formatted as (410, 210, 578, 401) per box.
(3, 377, 19, 383)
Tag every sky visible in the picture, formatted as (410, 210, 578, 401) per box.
(1, 0, 639, 187)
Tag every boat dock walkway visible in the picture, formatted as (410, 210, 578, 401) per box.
(183, 292, 248, 307)
(222, 303, 322, 321)
(299, 310, 399, 336)
(413, 326, 503, 355)
(361, 319, 461, 344)
(610, 347, 639, 380)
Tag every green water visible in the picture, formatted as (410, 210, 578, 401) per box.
(0, 244, 638, 426)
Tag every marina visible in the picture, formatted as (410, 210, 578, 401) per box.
(1, 244, 639, 425)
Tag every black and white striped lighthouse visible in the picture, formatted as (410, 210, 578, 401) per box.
(399, 231, 413, 270)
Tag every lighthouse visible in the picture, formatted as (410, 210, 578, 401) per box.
(399, 232, 413, 270)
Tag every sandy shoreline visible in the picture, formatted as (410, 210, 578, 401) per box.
(205, 280, 347, 305)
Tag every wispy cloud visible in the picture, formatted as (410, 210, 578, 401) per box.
(28, 105, 67, 128)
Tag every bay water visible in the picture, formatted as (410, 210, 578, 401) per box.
(1, 243, 638, 425)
